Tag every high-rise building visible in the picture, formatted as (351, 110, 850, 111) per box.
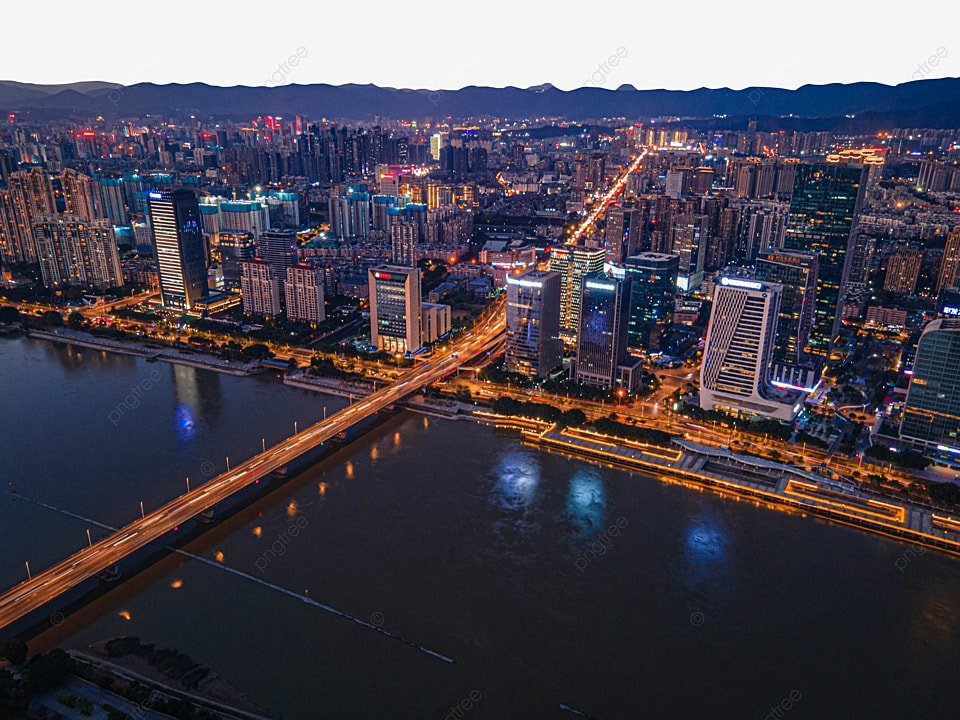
(671, 213, 708, 291)
(240, 259, 282, 318)
(755, 251, 819, 366)
(32, 215, 123, 291)
(329, 185, 372, 239)
(623, 252, 679, 351)
(884, 248, 924, 294)
(1, 167, 102, 265)
(368, 265, 422, 354)
(735, 201, 788, 263)
(937, 228, 960, 294)
(148, 188, 209, 311)
(219, 200, 267, 240)
(604, 205, 639, 266)
(699, 276, 803, 421)
(549, 245, 605, 337)
(665, 167, 692, 199)
(218, 231, 256, 286)
(783, 160, 867, 355)
(421, 302, 452, 344)
(284, 263, 326, 325)
(505, 270, 562, 378)
(846, 234, 876, 291)
(573, 273, 635, 390)
(97, 177, 128, 226)
(390, 220, 419, 266)
(900, 319, 960, 463)
(259, 230, 299, 276)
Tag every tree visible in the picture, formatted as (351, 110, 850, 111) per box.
(0, 306, 20, 324)
(559, 408, 587, 426)
(40, 310, 63, 327)
(928, 481, 960, 506)
(0, 638, 27, 665)
(24, 649, 75, 693)
(66, 311, 85, 330)
(239, 343, 274, 360)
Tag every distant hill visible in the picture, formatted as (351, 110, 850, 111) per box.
(1, 78, 959, 127)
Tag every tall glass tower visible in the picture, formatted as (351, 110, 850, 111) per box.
(623, 252, 678, 352)
(900, 319, 960, 464)
(148, 188, 208, 311)
(783, 161, 866, 356)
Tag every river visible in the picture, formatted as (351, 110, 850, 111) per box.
(3, 335, 960, 718)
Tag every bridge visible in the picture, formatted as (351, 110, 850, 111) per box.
(0, 301, 505, 631)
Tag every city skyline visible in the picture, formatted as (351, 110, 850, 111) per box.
(3, 7, 960, 716)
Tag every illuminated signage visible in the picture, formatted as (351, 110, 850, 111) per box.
(147, 191, 164, 200)
(720, 277, 763, 291)
(585, 281, 616, 291)
(506, 277, 543, 289)
(942, 306, 960, 317)
(373, 272, 394, 281)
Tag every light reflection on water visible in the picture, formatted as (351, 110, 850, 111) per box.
(173, 402, 198, 442)
(491, 448, 540, 511)
(565, 468, 607, 536)
(683, 513, 730, 591)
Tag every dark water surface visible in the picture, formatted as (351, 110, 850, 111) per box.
(4, 336, 960, 719)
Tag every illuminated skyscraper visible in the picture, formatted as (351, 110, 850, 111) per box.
(604, 205, 640, 266)
(700, 277, 802, 421)
(505, 270, 562, 378)
(148, 188, 209, 311)
(573, 273, 637, 391)
(32, 215, 122, 290)
(883, 248, 923, 294)
(240, 259, 282, 318)
(623, 252, 678, 351)
(783, 160, 867, 355)
(937, 228, 960, 294)
(368, 265, 422, 354)
(671, 213, 707, 291)
(550, 244, 605, 337)
(900, 319, 960, 464)
(755, 250, 819, 366)
(284, 263, 326, 325)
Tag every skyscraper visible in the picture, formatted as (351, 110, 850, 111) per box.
(783, 160, 867, 355)
(549, 244, 605, 337)
(240, 259, 282, 318)
(32, 215, 123, 291)
(623, 252, 678, 351)
(937, 228, 960, 294)
(148, 188, 209, 311)
(671, 213, 707, 291)
(368, 265, 422, 354)
(884, 248, 923, 294)
(573, 273, 634, 390)
(284, 263, 326, 326)
(96, 177, 128, 226)
(754, 250, 819, 366)
(900, 319, 960, 463)
(604, 205, 639, 266)
(218, 231, 256, 286)
(390, 220, 419, 266)
(505, 270, 562, 378)
(259, 230, 299, 276)
(699, 277, 803, 421)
